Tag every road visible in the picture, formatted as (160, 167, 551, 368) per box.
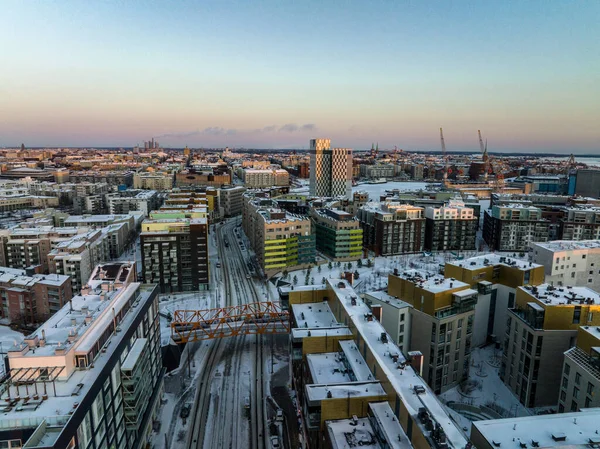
(186, 218, 267, 449)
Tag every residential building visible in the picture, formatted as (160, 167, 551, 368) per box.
(242, 194, 315, 273)
(220, 186, 246, 217)
(502, 284, 600, 407)
(560, 207, 600, 241)
(309, 139, 352, 199)
(531, 240, 600, 291)
(559, 326, 600, 412)
(242, 168, 289, 188)
(133, 172, 173, 190)
(107, 190, 161, 217)
(309, 208, 362, 261)
(483, 204, 549, 251)
(0, 266, 71, 324)
(48, 229, 111, 296)
(69, 170, 134, 187)
(357, 202, 425, 255)
(287, 279, 468, 449)
(445, 254, 545, 348)
(388, 270, 478, 393)
(363, 290, 412, 354)
(359, 164, 395, 180)
(424, 201, 477, 252)
(471, 410, 600, 449)
(141, 217, 209, 292)
(0, 262, 163, 449)
(175, 168, 231, 187)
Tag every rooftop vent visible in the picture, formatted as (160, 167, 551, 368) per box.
(551, 434, 566, 442)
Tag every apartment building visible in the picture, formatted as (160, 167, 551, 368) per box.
(220, 185, 246, 217)
(445, 254, 545, 348)
(242, 194, 315, 273)
(133, 172, 173, 190)
(424, 201, 477, 252)
(531, 240, 600, 291)
(107, 190, 161, 217)
(0, 262, 163, 449)
(471, 410, 600, 449)
(69, 170, 134, 186)
(287, 279, 468, 449)
(48, 229, 111, 296)
(0, 266, 71, 324)
(560, 207, 600, 240)
(309, 139, 352, 199)
(357, 202, 425, 255)
(141, 217, 209, 292)
(175, 168, 231, 187)
(309, 208, 363, 261)
(359, 164, 395, 179)
(363, 290, 412, 354)
(242, 168, 290, 188)
(559, 325, 600, 412)
(483, 204, 550, 251)
(502, 284, 600, 407)
(388, 270, 478, 393)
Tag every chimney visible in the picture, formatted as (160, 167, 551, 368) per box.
(408, 351, 424, 376)
(343, 271, 354, 286)
(371, 304, 383, 322)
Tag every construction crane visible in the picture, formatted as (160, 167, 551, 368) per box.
(484, 139, 505, 190)
(478, 130, 489, 181)
(440, 127, 448, 182)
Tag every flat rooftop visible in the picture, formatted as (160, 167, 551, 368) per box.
(369, 401, 412, 449)
(291, 327, 352, 341)
(328, 279, 468, 449)
(365, 291, 413, 310)
(447, 254, 541, 271)
(339, 340, 375, 381)
(292, 302, 338, 328)
(533, 240, 600, 252)
(520, 284, 600, 306)
(307, 353, 352, 384)
(326, 416, 383, 449)
(305, 381, 386, 403)
(393, 269, 469, 294)
(472, 409, 600, 449)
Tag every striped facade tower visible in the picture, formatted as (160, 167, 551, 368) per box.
(309, 138, 352, 199)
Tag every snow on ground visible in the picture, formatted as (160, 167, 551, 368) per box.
(352, 181, 430, 198)
(0, 325, 24, 377)
(440, 345, 530, 431)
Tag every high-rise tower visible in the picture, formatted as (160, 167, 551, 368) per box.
(309, 138, 352, 198)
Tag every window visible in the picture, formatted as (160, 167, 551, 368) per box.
(458, 319, 463, 328)
(583, 255, 586, 259)
(560, 390, 566, 401)
(399, 324, 404, 333)
(587, 382, 595, 395)
(575, 372, 581, 385)
(571, 400, 578, 412)
(400, 313, 405, 322)
(558, 403, 565, 413)
(564, 363, 571, 375)
(573, 306, 581, 324)
(562, 377, 569, 389)
(573, 386, 579, 399)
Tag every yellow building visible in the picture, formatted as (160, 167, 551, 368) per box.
(503, 284, 600, 407)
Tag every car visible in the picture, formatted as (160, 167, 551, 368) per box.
(216, 262, 221, 268)
(246, 274, 251, 279)
(244, 396, 250, 409)
(270, 436, 280, 449)
(275, 409, 283, 421)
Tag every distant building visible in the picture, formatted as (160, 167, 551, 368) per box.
(483, 204, 549, 251)
(133, 172, 173, 190)
(0, 266, 72, 324)
(310, 208, 363, 261)
(141, 216, 209, 292)
(359, 164, 395, 180)
(572, 169, 600, 198)
(502, 284, 600, 407)
(220, 186, 246, 217)
(560, 207, 600, 241)
(175, 167, 231, 187)
(424, 201, 477, 252)
(309, 139, 352, 199)
(107, 190, 161, 217)
(357, 202, 425, 255)
(0, 262, 163, 449)
(531, 240, 600, 290)
(242, 168, 289, 188)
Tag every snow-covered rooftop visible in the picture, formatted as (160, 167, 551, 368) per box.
(326, 416, 383, 449)
(446, 254, 541, 271)
(306, 381, 386, 403)
(328, 279, 468, 449)
(291, 327, 352, 341)
(307, 353, 352, 384)
(365, 291, 413, 310)
(393, 269, 469, 294)
(472, 409, 600, 449)
(520, 284, 600, 306)
(292, 301, 338, 328)
(368, 402, 412, 449)
(339, 340, 375, 381)
(533, 240, 600, 252)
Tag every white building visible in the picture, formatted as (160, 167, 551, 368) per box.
(363, 290, 412, 355)
(0, 262, 163, 449)
(531, 240, 600, 290)
(309, 139, 352, 199)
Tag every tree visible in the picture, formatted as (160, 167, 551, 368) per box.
(321, 277, 327, 285)
(354, 271, 360, 279)
(166, 312, 173, 322)
(336, 261, 341, 268)
(317, 265, 322, 273)
(366, 259, 373, 268)
(282, 270, 289, 279)
(357, 259, 363, 268)
(328, 262, 333, 270)
(310, 277, 315, 285)
(293, 275, 298, 286)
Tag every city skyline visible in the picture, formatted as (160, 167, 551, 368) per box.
(2, 0, 599, 152)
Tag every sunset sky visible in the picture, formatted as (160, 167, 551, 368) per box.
(1, 0, 598, 152)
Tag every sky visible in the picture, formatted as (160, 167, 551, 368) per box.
(1, 0, 599, 153)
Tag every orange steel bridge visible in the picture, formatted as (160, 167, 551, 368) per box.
(170, 301, 290, 343)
